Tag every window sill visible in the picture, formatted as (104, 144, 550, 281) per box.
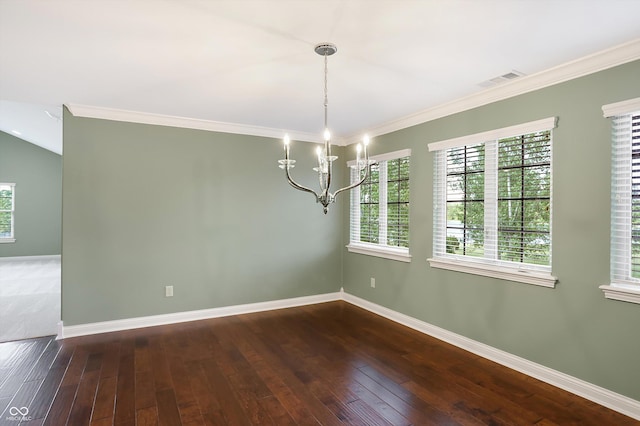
(599, 284, 640, 305)
(346, 243, 411, 263)
(427, 256, 557, 288)
(0, 238, 16, 244)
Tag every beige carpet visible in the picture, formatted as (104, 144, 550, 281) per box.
(0, 256, 60, 342)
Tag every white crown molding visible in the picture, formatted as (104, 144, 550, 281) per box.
(65, 103, 329, 145)
(59, 292, 341, 339)
(67, 39, 639, 148)
(342, 291, 640, 421)
(344, 38, 640, 145)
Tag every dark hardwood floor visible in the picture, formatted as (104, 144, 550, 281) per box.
(0, 301, 637, 425)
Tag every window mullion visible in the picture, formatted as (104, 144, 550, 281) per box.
(379, 160, 388, 246)
(484, 140, 498, 260)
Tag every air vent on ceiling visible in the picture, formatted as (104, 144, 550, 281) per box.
(479, 70, 526, 88)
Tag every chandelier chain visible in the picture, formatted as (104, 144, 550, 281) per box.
(324, 51, 328, 129)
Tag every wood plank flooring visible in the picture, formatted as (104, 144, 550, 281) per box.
(0, 301, 637, 425)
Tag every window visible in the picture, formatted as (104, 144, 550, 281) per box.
(0, 183, 16, 243)
(347, 149, 411, 262)
(428, 118, 557, 287)
(601, 97, 640, 304)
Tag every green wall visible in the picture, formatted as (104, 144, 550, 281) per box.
(62, 60, 640, 403)
(0, 131, 62, 257)
(342, 60, 640, 401)
(62, 110, 344, 326)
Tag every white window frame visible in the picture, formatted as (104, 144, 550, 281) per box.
(427, 118, 557, 287)
(0, 183, 16, 243)
(347, 149, 412, 262)
(600, 97, 640, 305)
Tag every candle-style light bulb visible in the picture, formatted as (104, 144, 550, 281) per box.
(362, 135, 370, 164)
(283, 134, 291, 159)
(324, 129, 331, 141)
(356, 144, 362, 169)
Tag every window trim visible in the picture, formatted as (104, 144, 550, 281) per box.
(428, 256, 556, 287)
(427, 118, 557, 287)
(346, 242, 412, 262)
(427, 117, 557, 152)
(602, 97, 640, 304)
(0, 182, 16, 243)
(599, 284, 640, 305)
(347, 149, 411, 261)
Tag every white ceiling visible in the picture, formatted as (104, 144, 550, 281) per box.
(1, 0, 640, 154)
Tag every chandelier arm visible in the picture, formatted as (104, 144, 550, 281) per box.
(284, 166, 320, 202)
(332, 163, 373, 200)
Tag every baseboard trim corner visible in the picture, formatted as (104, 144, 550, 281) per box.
(56, 321, 64, 340)
(341, 292, 640, 421)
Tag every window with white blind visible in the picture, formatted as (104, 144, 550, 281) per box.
(428, 118, 557, 287)
(601, 97, 640, 304)
(0, 183, 16, 243)
(347, 149, 411, 262)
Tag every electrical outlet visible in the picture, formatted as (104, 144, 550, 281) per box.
(165, 285, 174, 297)
(370, 277, 376, 288)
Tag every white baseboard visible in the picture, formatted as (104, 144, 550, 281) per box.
(57, 288, 640, 420)
(341, 291, 640, 421)
(59, 292, 341, 339)
(0, 254, 61, 262)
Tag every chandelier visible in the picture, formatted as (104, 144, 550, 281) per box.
(278, 43, 371, 214)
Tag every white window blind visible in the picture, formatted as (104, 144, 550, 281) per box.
(348, 149, 411, 261)
(601, 97, 640, 303)
(429, 118, 556, 286)
(0, 183, 16, 242)
(609, 109, 640, 286)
